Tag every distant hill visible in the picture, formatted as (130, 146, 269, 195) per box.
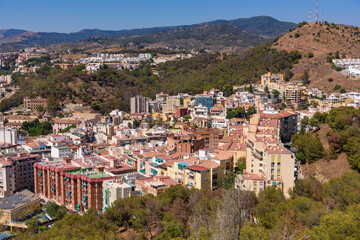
(207, 16, 297, 38)
(0, 16, 296, 52)
(272, 22, 360, 92)
(56, 24, 268, 53)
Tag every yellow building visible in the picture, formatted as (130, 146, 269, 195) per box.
(185, 166, 211, 190)
(192, 117, 208, 128)
(261, 72, 284, 86)
(162, 98, 181, 113)
(183, 98, 192, 108)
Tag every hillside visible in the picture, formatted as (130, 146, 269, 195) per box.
(208, 16, 296, 38)
(300, 124, 351, 182)
(60, 24, 267, 53)
(273, 22, 360, 92)
(0, 16, 295, 52)
(1, 42, 302, 114)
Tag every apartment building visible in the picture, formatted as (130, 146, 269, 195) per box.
(130, 96, 150, 114)
(285, 86, 302, 103)
(167, 134, 205, 154)
(194, 95, 214, 109)
(261, 72, 284, 86)
(183, 127, 220, 150)
(23, 97, 47, 110)
(0, 128, 17, 145)
(34, 160, 116, 212)
(135, 176, 179, 196)
(185, 165, 210, 190)
(102, 179, 132, 211)
(175, 107, 189, 117)
(51, 145, 72, 159)
(162, 98, 181, 113)
(260, 110, 298, 143)
(236, 114, 296, 197)
(0, 153, 41, 198)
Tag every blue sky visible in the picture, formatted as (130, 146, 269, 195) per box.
(0, 0, 359, 32)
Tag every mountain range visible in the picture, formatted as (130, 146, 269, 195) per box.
(0, 16, 296, 52)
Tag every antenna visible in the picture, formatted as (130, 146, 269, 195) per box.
(316, 0, 319, 23)
(308, 8, 311, 23)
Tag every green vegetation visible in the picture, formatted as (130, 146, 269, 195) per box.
(1, 42, 302, 115)
(20, 119, 53, 136)
(0, 54, 18, 75)
(307, 52, 314, 58)
(59, 124, 76, 133)
(45, 202, 67, 220)
(297, 107, 360, 171)
(226, 107, 245, 119)
(24, 56, 51, 67)
(15, 172, 360, 239)
(333, 84, 341, 91)
(292, 132, 325, 164)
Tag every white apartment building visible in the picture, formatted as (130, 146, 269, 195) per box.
(0, 128, 17, 145)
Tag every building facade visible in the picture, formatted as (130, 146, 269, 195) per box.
(34, 161, 116, 212)
(0, 153, 41, 198)
(23, 97, 47, 110)
(130, 96, 150, 114)
(0, 128, 17, 145)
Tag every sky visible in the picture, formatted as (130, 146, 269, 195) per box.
(0, 0, 359, 33)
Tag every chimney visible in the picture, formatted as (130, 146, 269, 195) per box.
(63, 157, 71, 164)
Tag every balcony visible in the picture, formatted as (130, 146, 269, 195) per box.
(252, 151, 263, 160)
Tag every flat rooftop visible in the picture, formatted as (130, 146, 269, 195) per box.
(65, 168, 112, 179)
(0, 189, 39, 210)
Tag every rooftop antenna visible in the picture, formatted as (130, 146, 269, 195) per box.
(316, 0, 319, 23)
(308, 8, 311, 23)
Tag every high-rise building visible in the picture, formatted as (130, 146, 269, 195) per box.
(235, 114, 297, 197)
(0, 128, 17, 145)
(130, 96, 150, 114)
(0, 153, 41, 198)
(34, 160, 116, 212)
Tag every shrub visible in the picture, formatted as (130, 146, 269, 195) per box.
(328, 78, 333, 82)
(333, 85, 341, 91)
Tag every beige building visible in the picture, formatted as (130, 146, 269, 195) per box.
(185, 165, 211, 190)
(23, 97, 47, 110)
(162, 98, 181, 113)
(102, 179, 132, 211)
(130, 96, 150, 114)
(261, 72, 284, 86)
(285, 86, 302, 103)
(236, 114, 296, 197)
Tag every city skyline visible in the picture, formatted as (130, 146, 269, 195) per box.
(0, 0, 359, 32)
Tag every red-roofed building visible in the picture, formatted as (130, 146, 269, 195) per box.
(259, 110, 298, 143)
(135, 176, 180, 196)
(34, 159, 116, 212)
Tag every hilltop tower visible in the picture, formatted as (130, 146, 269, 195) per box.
(316, 0, 319, 23)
